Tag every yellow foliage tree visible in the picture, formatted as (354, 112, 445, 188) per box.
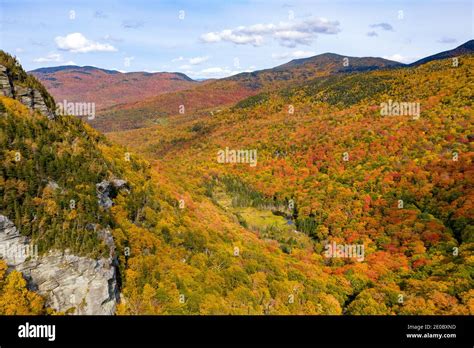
(0, 261, 45, 315)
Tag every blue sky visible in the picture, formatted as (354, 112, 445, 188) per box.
(0, 0, 472, 78)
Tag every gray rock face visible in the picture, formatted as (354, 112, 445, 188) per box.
(15, 85, 55, 120)
(33, 89, 55, 120)
(0, 65, 13, 98)
(15, 85, 34, 108)
(97, 179, 129, 209)
(97, 228, 116, 258)
(0, 215, 31, 266)
(0, 64, 55, 119)
(16, 252, 118, 315)
(0, 215, 118, 315)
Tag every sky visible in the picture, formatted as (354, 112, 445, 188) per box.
(0, 0, 472, 79)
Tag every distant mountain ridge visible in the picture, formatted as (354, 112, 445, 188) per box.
(266, 52, 402, 71)
(31, 40, 473, 132)
(30, 66, 198, 112)
(31, 65, 196, 81)
(31, 65, 121, 75)
(226, 53, 403, 89)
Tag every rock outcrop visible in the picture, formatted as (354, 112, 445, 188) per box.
(16, 252, 118, 315)
(97, 179, 129, 209)
(15, 85, 55, 119)
(0, 215, 31, 266)
(0, 64, 55, 119)
(0, 215, 118, 315)
(0, 65, 13, 98)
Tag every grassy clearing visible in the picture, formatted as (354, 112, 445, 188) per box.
(211, 185, 313, 253)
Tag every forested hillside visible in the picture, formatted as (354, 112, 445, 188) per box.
(109, 54, 474, 314)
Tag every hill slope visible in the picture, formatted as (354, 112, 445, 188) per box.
(108, 53, 474, 315)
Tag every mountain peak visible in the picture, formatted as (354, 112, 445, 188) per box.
(269, 52, 404, 76)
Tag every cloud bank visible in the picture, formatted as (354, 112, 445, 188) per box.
(201, 17, 340, 47)
(55, 33, 117, 53)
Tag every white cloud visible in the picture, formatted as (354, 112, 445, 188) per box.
(200, 17, 340, 47)
(198, 67, 241, 78)
(382, 54, 420, 63)
(182, 66, 254, 79)
(274, 31, 313, 47)
(33, 53, 62, 63)
(172, 56, 185, 62)
(272, 50, 316, 60)
(383, 54, 406, 62)
(200, 67, 228, 74)
(200, 32, 221, 43)
(55, 33, 117, 53)
(189, 55, 210, 65)
(33, 53, 77, 65)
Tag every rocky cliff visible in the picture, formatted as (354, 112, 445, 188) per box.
(0, 64, 55, 119)
(0, 215, 119, 315)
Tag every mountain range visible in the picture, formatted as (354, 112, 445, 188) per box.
(30, 40, 473, 132)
